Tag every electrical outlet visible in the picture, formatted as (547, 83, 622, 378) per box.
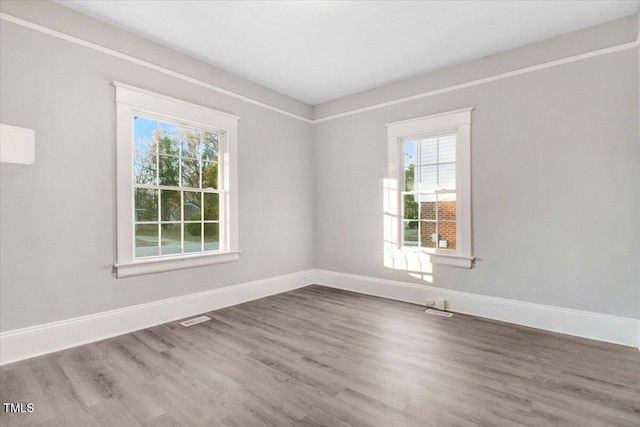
(436, 298, 447, 311)
(425, 299, 436, 307)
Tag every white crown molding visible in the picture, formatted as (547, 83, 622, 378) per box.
(0, 270, 315, 365)
(313, 39, 639, 123)
(1, 12, 637, 125)
(312, 269, 640, 349)
(0, 12, 313, 124)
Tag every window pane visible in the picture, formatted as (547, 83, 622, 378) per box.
(135, 224, 159, 257)
(419, 165, 437, 192)
(438, 221, 456, 250)
(439, 163, 456, 190)
(158, 155, 179, 186)
(181, 157, 200, 188)
(203, 193, 219, 220)
(184, 191, 202, 221)
(134, 151, 157, 185)
(403, 220, 419, 247)
(160, 224, 181, 255)
(135, 189, 158, 222)
(437, 195, 456, 221)
(439, 135, 456, 163)
(134, 117, 157, 152)
(204, 223, 220, 251)
(184, 223, 202, 253)
(160, 190, 181, 222)
(420, 221, 437, 249)
(420, 200, 436, 221)
(158, 122, 180, 155)
(201, 132, 219, 162)
(403, 195, 418, 220)
(202, 161, 218, 189)
(419, 138, 437, 165)
(404, 141, 417, 191)
(181, 128, 202, 159)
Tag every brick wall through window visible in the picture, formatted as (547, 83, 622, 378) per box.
(419, 201, 456, 249)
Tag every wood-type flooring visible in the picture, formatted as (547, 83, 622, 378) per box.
(1, 285, 639, 426)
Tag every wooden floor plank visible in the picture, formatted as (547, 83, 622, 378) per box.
(1, 285, 638, 426)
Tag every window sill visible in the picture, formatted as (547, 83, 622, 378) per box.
(398, 247, 474, 269)
(429, 253, 474, 269)
(114, 251, 241, 278)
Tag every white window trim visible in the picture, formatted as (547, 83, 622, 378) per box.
(113, 82, 240, 278)
(386, 107, 474, 268)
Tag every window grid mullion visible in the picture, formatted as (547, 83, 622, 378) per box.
(219, 134, 225, 251)
(134, 183, 220, 193)
(436, 135, 440, 191)
(417, 139, 422, 193)
(200, 192, 204, 252)
(399, 139, 406, 248)
(180, 189, 185, 254)
(435, 193, 439, 247)
(199, 138, 204, 252)
(436, 134, 440, 242)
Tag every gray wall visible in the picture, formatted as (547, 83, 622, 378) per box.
(1, 1, 638, 334)
(0, 1, 314, 331)
(313, 17, 639, 318)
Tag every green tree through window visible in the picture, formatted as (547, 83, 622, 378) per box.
(133, 117, 222, 257)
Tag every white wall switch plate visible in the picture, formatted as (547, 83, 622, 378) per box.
(1, 124, 35, 165)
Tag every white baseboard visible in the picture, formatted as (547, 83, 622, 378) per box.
(312, 269, 639, 348)
(0, 270, 314, 365)
(2, 268, 637, 365)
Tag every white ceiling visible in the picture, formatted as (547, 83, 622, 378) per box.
(56, 1, 639, 105)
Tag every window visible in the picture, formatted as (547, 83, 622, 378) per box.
(114, 82, 240, 277)
(386, 108, 473, 268)
(402, 133, 458, 250)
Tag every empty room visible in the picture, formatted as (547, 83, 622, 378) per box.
(1, 0, 639, 426)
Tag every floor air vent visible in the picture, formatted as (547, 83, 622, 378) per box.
(425, 309, 453, 317)
(180, 315, 211, 327)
